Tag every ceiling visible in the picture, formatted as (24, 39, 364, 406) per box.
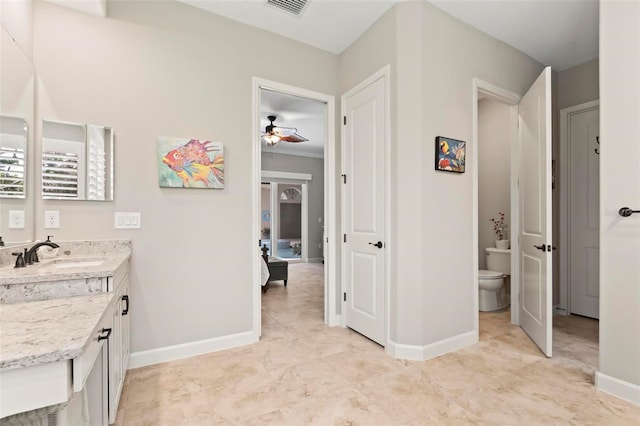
(260, 90, 326, 158)
(178, 0, 599, 72)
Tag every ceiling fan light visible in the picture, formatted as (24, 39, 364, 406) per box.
(263, 134, 281, 146)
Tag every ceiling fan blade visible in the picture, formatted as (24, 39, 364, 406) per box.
(273, 126, 297, 136)
(279, 133, 308, 143)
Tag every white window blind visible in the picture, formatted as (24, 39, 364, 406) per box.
(87, 125, 106, 200)
(42, 150, 79, 198)
(0, 146, 25, 197)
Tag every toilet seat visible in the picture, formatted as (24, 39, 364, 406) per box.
(479, 269, 503, 279)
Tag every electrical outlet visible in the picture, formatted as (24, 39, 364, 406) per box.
(44, 210, 60, 229)
(8, 210, 25, 229)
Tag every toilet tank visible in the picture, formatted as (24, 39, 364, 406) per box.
(486, 248, 511, 275)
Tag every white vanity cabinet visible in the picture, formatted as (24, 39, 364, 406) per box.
(0, 253, 131, 425)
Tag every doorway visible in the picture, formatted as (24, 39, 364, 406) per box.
(251, 78, 337, 338)
(477, 96, 513, 339)
(559, 101, 600, 319)
(472, 68, 554, 357)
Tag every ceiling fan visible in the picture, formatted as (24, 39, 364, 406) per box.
(261, 115, 308, 147)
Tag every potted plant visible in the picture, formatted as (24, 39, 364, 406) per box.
(490, 212, 509, 249)
(261, 227, 271, 239)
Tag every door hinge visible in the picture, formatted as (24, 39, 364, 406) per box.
(342, 174, 346, 184)
(343, 234, 347, 243)
(343, 116, 347, 125)
(343, 292, 347, 302)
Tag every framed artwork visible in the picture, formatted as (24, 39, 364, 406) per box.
(157, 136, 224, 188)
(435, 136, 466, 173)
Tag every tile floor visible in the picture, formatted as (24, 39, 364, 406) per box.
(116, 263, 639, 425)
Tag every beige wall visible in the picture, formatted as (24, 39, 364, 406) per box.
(0, 0, 33, 60)
(598, 0, 640, 397)
(478, 99, 511, 270)
(32, 0, 339, 353)
(558, 58, 599, 110)
(261, 152, 325, 259)
(339, 1, 542, 346)
(0, 16, 35, 244)
(417, 1, 541, 345)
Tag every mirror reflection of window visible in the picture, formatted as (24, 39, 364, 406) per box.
(42, 120, 114, 201)
(0, 115, 27, 198)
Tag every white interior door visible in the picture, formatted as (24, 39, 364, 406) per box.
(342, 75, 386, 345)
(518, 67, 553, 357)
(569, 107, 600, 318)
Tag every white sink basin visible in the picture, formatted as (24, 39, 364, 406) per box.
(52, 260, 104, 269)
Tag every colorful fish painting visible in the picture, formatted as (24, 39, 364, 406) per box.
(435, 136, 466, 173)
(157, 137, 224, 188)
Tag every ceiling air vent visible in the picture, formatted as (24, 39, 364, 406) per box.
(266, 0, 309, 16)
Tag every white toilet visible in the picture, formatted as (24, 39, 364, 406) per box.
(479, 247, 511, 311)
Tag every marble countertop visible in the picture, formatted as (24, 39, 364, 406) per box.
(0, 293, 114, 371)
(0, 252, 130, 286)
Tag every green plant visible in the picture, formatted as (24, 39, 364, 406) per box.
(292, 242, 302, 256)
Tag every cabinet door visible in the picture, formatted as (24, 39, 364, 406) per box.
(108, 288, 123, 424)
(121, 276, 130, 371)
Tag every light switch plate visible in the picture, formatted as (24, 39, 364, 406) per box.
(44, 210, 60, 229)
(115, 212, 141, 229)
(8, 210, 25, 229)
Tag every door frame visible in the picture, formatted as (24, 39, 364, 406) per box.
(471, 79, 522, 333)
(339, 65, 392, 346)
(558, 100, 600, 315)
(252, 78, 337, 338)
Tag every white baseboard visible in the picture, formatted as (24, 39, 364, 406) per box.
(128, 330, 257, 369)
(387, 331, 477, 361)
(328, 314, 342, 327)
(595, 372, 640, 406)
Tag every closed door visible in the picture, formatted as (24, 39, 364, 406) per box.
(518, 67, 553, 357)
(342, 74, 386, 345)
(569, 107, 600, 319)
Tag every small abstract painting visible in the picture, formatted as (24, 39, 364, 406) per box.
(435, 136, 466, 173)
(157, 136, 224, 188)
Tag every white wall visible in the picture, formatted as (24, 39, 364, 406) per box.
(597, 0, 640, 403)
(478, 99, 511, 269)
(32, 0, 339, 355)
(261, 153, 324, 260)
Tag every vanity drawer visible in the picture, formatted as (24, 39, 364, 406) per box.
(73, 306, 113, 392)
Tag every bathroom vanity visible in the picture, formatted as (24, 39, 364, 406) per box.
(0, 240, 131, 425)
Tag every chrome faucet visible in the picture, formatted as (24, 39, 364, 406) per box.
(25, 239, 60, 265)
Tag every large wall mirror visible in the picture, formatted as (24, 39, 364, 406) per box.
(42, 120, 114, 201)
(0, 25, 35, 243)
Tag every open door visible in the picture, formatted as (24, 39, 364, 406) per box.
(518, 67, 553, 357)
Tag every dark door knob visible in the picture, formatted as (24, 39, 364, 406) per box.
(369, 241, 383, 249)
(619, 207, 640, 217)
(534, 244, 547, 252)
